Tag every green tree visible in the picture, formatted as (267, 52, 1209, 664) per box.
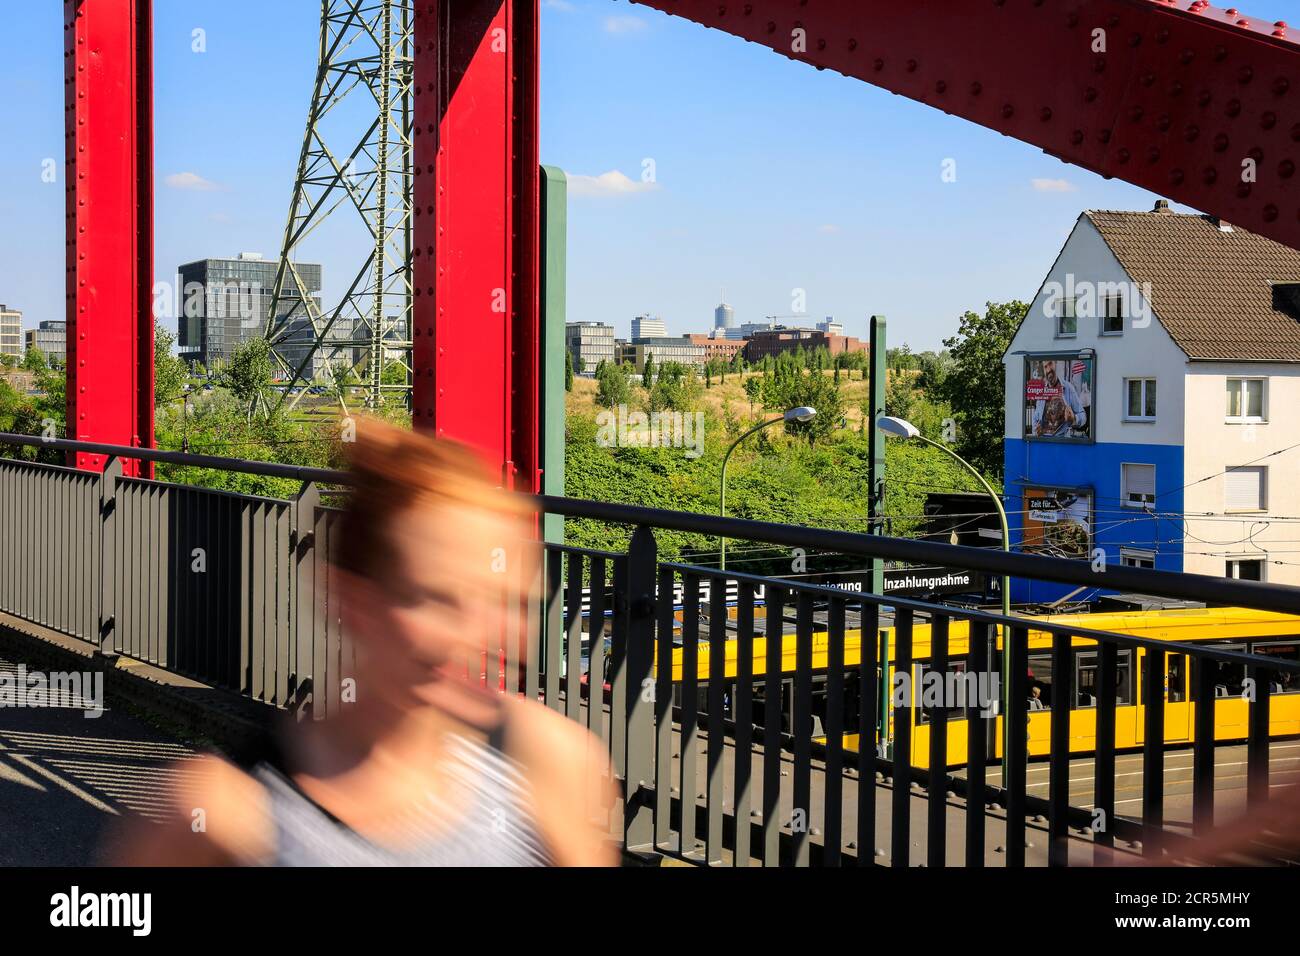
(641, 353, 654, 390)
(564, 349, 574, 392)
(220, 336, 276, 421)
(934, 300, 1026, 479)
(154, 324, 189, 406)
(648, 365, 702, 412)
(22, 347, 47, 372)
(886, 370, 918, 423)
(763, 369, 844, 446)
(916, 349, 954, 392)
(742, 375, 762, 418)
(595, 360, 630, 408)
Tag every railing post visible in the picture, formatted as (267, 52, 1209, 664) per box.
(291, 481, 320, 719)
(622, 524, 656, 850)
(94, 456, 123, 661)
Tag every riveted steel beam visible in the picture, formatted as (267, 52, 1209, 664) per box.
(64, 0, 154, 476)
(412, 0, 540, 492)
(634, 0, 1300, 249)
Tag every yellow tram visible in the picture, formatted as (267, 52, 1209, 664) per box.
(662, 606, 1300, 768)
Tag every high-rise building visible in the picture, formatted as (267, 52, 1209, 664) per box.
(631, 314, 667, 339)
(714, 299, 735, 333)
(565, 322, 616, 374)
(25, 321, 66, 367)
(176, 254, 333, 374)
(817, 318, 844, 336)
(0, 305, 21, 360)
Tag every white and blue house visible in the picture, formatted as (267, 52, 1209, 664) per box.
(1003, 201, 1300, 604)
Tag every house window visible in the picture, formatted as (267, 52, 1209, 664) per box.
(1057, 297, 1077, 336)
(1224, 466, 1267, 513)
(1102, 294, 1124, 334)
(1225, 377, 1266, 421)
(1226, 558, 1265, 581)
(1120, 548, 1155, 569)
(1122, 463, 1156, 508)
(1124, 378, 1156, 421)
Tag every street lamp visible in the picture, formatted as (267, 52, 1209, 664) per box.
(876, 415, 1014, 762)
(719, 406, 816, 570)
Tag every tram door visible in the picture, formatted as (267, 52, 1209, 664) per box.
(1136, 650, 1190, 742)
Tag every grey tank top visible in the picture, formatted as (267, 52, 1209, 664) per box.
(253, 728, 552, 867)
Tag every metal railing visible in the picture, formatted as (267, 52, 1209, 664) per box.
(2, 433, 1299, 867)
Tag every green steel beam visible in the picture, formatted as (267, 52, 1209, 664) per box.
(540, 165, 567, 546)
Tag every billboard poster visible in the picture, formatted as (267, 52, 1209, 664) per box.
(1022, 487, 1093, 559)
(1024, 355, 1093, 441)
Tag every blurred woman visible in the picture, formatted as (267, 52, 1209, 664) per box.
(116, 420, 617, 866)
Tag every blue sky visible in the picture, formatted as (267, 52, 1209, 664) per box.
(1, 0, 1295, 350)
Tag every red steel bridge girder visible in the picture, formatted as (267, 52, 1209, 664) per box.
(634, 0, 1300, 250)
(64, 0, 154, 476)
(412, 1, 541, 493)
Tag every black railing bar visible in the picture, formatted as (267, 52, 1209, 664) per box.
(8, 430, 1300, 615)
(660, 561, 1300, 672)
(0, 433, 351, 485)
(547, 495, 1300, 614)
(11, 431, 1300, 615)
(544, 542, 627, 562)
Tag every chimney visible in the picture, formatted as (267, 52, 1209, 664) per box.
(1153, 199, 1171, 213)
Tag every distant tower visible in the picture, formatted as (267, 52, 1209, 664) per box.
(714, 290, 735, 333)
(266, 0, 414, 411)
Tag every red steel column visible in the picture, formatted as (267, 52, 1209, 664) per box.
(413, 0, 540, 493)
(64, 0, 154, 476)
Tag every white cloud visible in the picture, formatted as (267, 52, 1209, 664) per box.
(1031, 178, 1077, 193)
(165, 171, 221, 192)
(604, 15, 647, 34)
(567, 170, 658, 198)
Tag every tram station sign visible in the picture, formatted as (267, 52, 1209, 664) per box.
(818, 567, 986, 597)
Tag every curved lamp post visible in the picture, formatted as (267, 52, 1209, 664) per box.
(719, 406, 816, 571)
(876, 415, 1013, 761)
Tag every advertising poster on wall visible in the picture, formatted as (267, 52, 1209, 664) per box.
(1021, 487, 1093, 559)
(1024, 355, 1094, 441)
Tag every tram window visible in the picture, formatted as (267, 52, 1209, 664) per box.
(1188, 644, 1247, 701)
(1140, 652, 1186, 703)
(1027, 653, 1052, 709)
(1075, 649, 1134, 707)
(916, 657, 974, 724)
(1250, 642, 1300, 694)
